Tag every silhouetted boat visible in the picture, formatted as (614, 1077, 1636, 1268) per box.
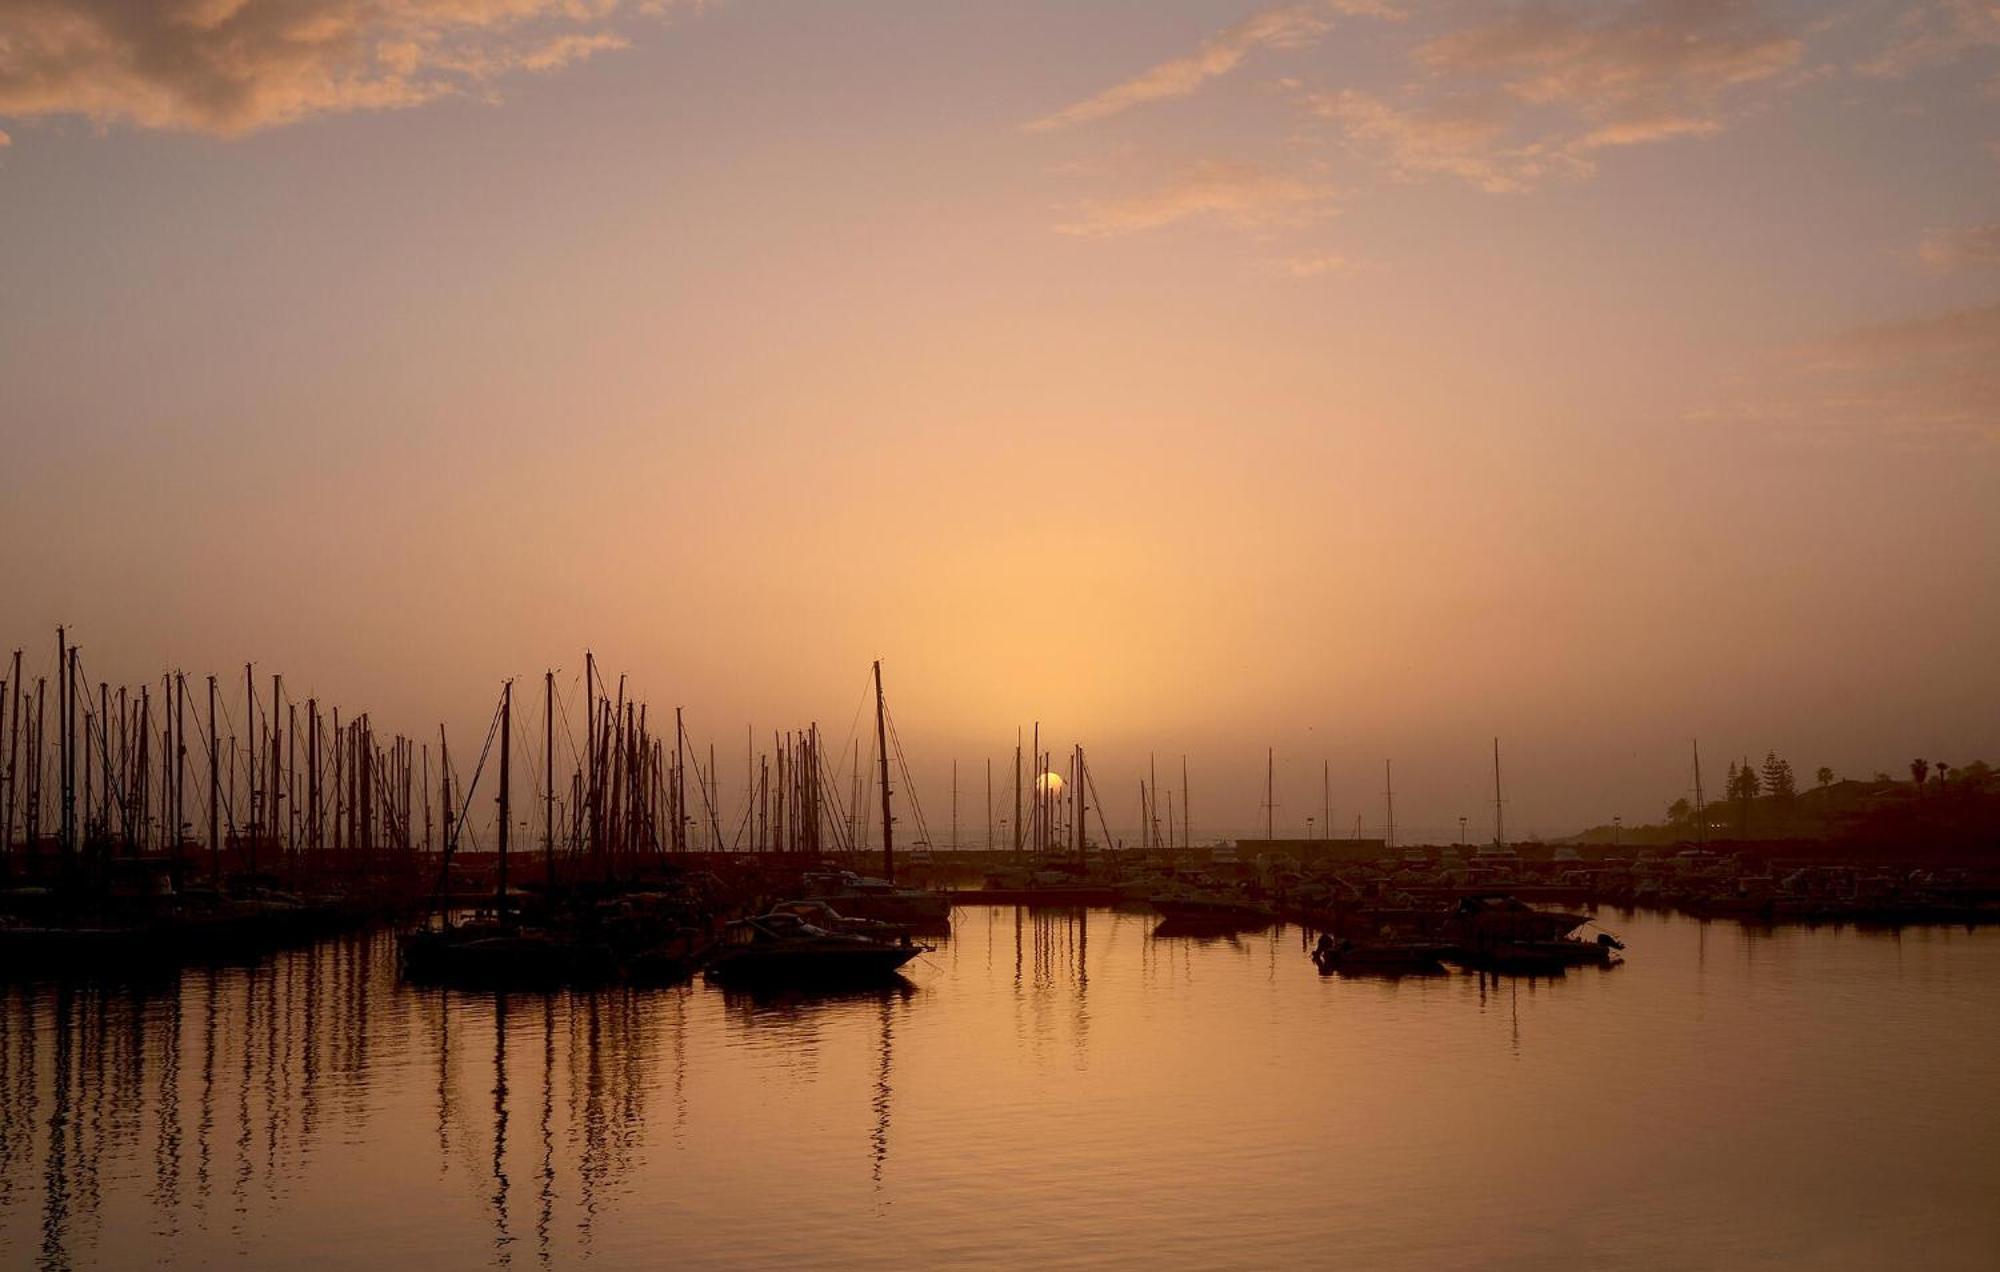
(1442, 895, 1624, 974)
(400, 921, 618, 988)
(1149, 893, 1275, 926)
(1311, 933, 1449, 975)
(801, 870, 951, 925)
(704, 910, 922, 985)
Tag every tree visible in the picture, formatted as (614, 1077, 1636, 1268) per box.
(1668, 797, 1691, 827)
(1731, 757, 1759, 832)
(1911, 758, 1930, 789)
(1815, 766, 1834, 789)
(1815, 767, 1836, 835)
(1762, 751, 1796, 805)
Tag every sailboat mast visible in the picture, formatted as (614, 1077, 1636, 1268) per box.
(1385, 758, 1395, 850)
(1266, 747, 1274, 840)
(57, 627, 71, 862)
(497, 680, 511, 917)
(1031, 723, 1040, 855)
(545, 670, 556, 891)
(673, 707, 686, 855)
(207, 675, 219, 878)
(1013, 731, 1022, 859)
(1692, 739, 1706, 846)
(1181, 755, 1189, 851)
(1073, 745, 1084, 863)
(873, 660, 894, 884)
(1492, 736, 1506, 849)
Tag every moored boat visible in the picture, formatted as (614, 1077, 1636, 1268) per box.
(1311, 932, 1448, 975)
(704, 911, 923, 986)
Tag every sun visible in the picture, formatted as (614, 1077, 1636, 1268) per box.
(1035, 771, 1065, 795)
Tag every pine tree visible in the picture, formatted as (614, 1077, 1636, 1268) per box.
(1762, 751, 1796, 804)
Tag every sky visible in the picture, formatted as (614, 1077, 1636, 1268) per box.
(1, 0, 1996, 843)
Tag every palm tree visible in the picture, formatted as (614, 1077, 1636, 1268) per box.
(1911, 758, 1929, 789)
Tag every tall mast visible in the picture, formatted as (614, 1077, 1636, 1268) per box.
(1265, 747, 1274, 840)
(1492, 737, 1506, 850)
(985, 757, 992, 852)
(1691, 739, 1706, 846)
(307, 699, 319, 859)
(951, 759, 958, 853)
(57, 627, 72, 862)
(1031, 723, 1039, 855)
(439, 725, 452, 860)
(272, 673, 283, 856)
(497, 680, 511, 918)
(1322, 760, 1330, 842)
(1181, 755, 1189, 851)
(873, 661, 894, 883)
(584, 650, 596, 858)
(1012, 731, 1022, 859)
(673, 707, 686, 854)
(4, 651, 20, 856)
(1073, 745, 1085, 863)
(1384, 759, 1395, 850)
(207, 675, 220, 878)
(244, 663, 255, 869)
(173, 673, 186, 859)
(544, 670, 556, 891)
(1149, 754, 1158, 851)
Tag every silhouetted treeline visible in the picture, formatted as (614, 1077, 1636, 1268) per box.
(1573, 757, 1997, 857)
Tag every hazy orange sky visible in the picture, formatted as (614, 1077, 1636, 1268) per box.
(2, 1, 1996, 840)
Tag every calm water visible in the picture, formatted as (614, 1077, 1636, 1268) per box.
(1, 907, 1995, 1270)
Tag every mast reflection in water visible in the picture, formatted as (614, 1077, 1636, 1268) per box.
(1, 911, 1997, 1269)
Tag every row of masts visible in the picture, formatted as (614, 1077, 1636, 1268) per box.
(6, 631, 1647, 861)
(0, 630, 468, 877)
(0, 633, 863, 881)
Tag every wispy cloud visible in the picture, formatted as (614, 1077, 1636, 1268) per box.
(1300, 87, 1578, 193)
(0, 1, 689, 137)
(1055, 159, 1333, 237)
(1272, 251, 1349, 276)
(1028, 2, 1399, 133)
(1920, 220, 2000, 269)
(1857, 0, 2000, 78)
(1694, 303, 2000, 449)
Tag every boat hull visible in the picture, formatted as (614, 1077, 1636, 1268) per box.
(705, 943, 919, 986)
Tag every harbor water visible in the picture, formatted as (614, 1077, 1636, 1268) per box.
(1, 906, 1995, 1269)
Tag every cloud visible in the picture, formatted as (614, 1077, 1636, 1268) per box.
(1301, 87, 1578, 192)
(1858, 0, 2000, 78)
(1422, 0, 1800, 145)
(1693, 304, 2000, 449)
(1028, 1, 1400, 132)
(1920, 220, 2000, 269)
(1295, 1, 1804, 192)
(1055, 159, 1333, 237)
(1273, 251, 1349, 276)
(0, 0, 678, 137)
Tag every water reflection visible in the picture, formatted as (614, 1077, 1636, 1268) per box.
(0, 937, 697, 1269)
(0, 911, 1994, 1269)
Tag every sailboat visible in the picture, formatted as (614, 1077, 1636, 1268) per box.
(713, 662, 933, 983)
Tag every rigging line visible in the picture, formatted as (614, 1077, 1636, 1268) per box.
(1080, 753, 1116, 851)
(428, 690, 506, 905)
(881, 700, 932, 848)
